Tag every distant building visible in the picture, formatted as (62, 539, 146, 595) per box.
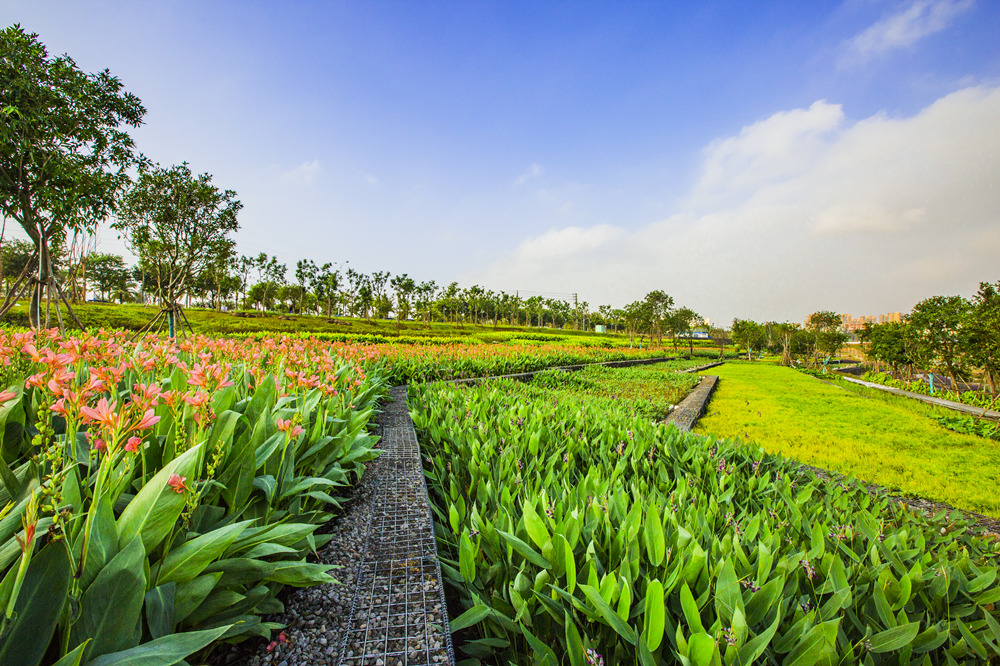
(837, 312, 903, 332)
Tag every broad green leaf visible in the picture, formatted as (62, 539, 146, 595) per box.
(265, 561, 338, 587)
(714, 557, 741, 624)
(643, 579, 666, 651)
(783, 618, 840, 666)
(680, 582, 705, 634)
(156, 521, 250, 585)
(521, 625, 558, 665)
(52, 642, 88, 666)
(0, 542, 71, 666)
(869, 623, 921, 653)
(643, 504, 665, 566)
(522, 498, 549, 549)
(579, 583, 636, 645)
(117, 443, 203, 552)
(687, 632, 720, 666)
(145, 584, 176, 639)
(71, 537, 145, 661)
(565, 611, 586, 666)
(459, 532, 476, 583)
(497, 529, 552, 569)
(174, 573, 222, 623)
(85, 625, 232, 666)
(450, 604, 492, 632)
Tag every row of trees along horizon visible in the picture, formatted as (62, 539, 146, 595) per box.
(1, 24, 997, 387)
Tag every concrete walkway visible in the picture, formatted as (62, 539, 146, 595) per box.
(839, 375, 1000, 421)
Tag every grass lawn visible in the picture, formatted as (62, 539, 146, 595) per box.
(694, 362, 1000, 518)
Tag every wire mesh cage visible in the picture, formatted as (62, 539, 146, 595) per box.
(338, 387, 454, 666)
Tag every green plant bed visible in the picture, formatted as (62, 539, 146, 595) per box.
(694, 363, 1000, 518)
(411, 379, 1000, 664)
(528, 362, 704, 420)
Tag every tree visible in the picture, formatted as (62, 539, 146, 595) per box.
(85, 252, 130, 300)
(731, 319, 766, 360)
(769, 322, 801, 367)
(390, 273, 416, 326)
(907, 296, 971, 390)
(644, 290, 674, 346)
(966, 281, 1000, 396)
(805, 311, 848, 368)
(249, 253, 285, 311)
(294, 259, 317, 314)
(311, 263, 341, 317)
(114, 163, 240, 307)
(673, 307, 700, 355)
(0, 26, 146, 326)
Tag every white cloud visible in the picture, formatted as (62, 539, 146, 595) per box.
(513, 163, 544, 187)
(470, 86, 1000, 324)
(280, 159, 322, 185)
(844, 0, 974, 63)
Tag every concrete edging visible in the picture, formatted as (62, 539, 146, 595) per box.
(838, 375, 1000, 421)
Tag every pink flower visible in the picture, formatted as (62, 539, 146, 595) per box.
(133, 408, 160, 430)
(0, 391, 16, 404)
(49, 398, 68, 416)
(80, 397, 120, 430)
(167, 474, 189, 494)
(124, 436, 141, 453)
(276, 419, 304, 438)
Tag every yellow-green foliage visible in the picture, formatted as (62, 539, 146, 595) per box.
(694, 363, 1000, 518)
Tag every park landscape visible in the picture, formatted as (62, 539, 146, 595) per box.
(3, 8, 1000, 666)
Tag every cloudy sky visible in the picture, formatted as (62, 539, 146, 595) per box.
(3, 1, 998, 323)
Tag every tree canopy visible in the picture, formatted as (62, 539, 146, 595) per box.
(114, 163, 240, 306)
(0, 25, 145, 324)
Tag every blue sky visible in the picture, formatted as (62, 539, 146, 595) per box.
(3, 0, 998, 323)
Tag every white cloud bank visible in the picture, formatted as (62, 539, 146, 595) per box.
(844, 0, 974, 63)
(470, 86, 1000, 323)
(280, 159, 322, 185)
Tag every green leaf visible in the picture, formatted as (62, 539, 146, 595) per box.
(869, 623, 921, 653)
(0, 542, 71, 666)
(173, 573, 221, 623)
(459, 532, 476, 583)
(450, 604, 492, 632)
(85, 625, 232, 666)
(565, 611, 586, 666)
(521, 625, 558, 665)
(145, 584, 176, 639)
(643, 579, 666, 652)
(643, 504, 665, 566)
(714, 557, 741, 625)
(265, 561, 338, 587)
(680, 582, 705, 634)
(497, 529, 552, 569)
(783, 618, 840, 666)
(522, 498, 549, 550)
(156, 521, 249, 585)
(687, 632, 720, 666)
(71, 537, 145, 661)
(51, 642, 89, 666)
(578, 583, 636, 645)
(117, 442, 203, 553)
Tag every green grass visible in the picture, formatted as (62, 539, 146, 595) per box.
(694, 362, 1000, 518)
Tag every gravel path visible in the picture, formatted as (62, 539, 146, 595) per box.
(215, 388, 454, 666)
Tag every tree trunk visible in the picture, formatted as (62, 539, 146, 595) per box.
(28, 230, 51, 329)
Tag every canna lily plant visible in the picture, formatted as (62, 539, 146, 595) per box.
(0, 329, 386, 665)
